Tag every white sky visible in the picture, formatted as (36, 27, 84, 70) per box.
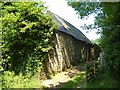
(42, 0, 101, 40)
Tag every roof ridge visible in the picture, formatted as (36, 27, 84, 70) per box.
(48, 11, 92, 44)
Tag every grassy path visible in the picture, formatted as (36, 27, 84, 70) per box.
(61, 71, 86, 88)
(42, 64, 86, 88)
(42, 64, 118, 89)
(61, 71, 119, 88)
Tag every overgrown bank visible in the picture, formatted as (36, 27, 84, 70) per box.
(1, 2, 58, 88)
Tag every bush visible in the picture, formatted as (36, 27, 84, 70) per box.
(1, 2, 58, 88)
(2, 71, 42, 88)
(1, 2, 58, 75)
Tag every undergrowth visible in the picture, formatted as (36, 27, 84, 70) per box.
(86, 71, 119, 88)
(2, 71, 43, 88)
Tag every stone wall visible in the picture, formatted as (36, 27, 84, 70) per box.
(43, 31, 98, 76)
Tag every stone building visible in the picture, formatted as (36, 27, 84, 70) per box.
(43, 12, 100, 76)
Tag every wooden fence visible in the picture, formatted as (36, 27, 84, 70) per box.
(86, 61, 100, 82)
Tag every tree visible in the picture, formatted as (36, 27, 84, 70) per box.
(1, 2, 58, 75)
(67, 1, 120, 80)
(91, 38, 101, 46)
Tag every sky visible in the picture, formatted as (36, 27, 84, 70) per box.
(42, 0, 101, 40)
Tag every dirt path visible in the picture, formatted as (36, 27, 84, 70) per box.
(42, 64, 86, 88)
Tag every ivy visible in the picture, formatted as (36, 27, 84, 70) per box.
(1, 2, 58, 76)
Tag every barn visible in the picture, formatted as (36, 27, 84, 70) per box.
(43, 12, 100, 76)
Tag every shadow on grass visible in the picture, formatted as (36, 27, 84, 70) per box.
(55, 71, 86, 88)
(42, 64, 119, 89)
(55, 71, 118, 89)
(86, 71, 119, 88)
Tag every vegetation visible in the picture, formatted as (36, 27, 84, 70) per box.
(2, 71, 43, 88)
(67, 1, 120, 85)
(1, 1, 120, 88)
(59, 70, 118, 88)
(91, 39, 101, 46)
(1, 2, 58, 88)
(61, 72, 86, 88)
(86, 71, 118, 88)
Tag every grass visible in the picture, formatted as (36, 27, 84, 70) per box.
(60, 71, 86, 88)
(2, 71, 43, 88)
(86, 72, 118, 88)
(60, 71, 118, 88)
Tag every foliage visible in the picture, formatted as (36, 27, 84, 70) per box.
(67, 1, 120, 80)
(1, 2, 58, 76)
(67, 1, 102, 19)
(100, 3, 120, 79)
(2, 71, 43, 88)
(91, 39, 101, 46)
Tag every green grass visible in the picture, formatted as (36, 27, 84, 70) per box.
(2, 71, 43, 88)
(60, 71, 86, 88)
(86, 72, 118, 88)
(60, 71, 118, 88)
